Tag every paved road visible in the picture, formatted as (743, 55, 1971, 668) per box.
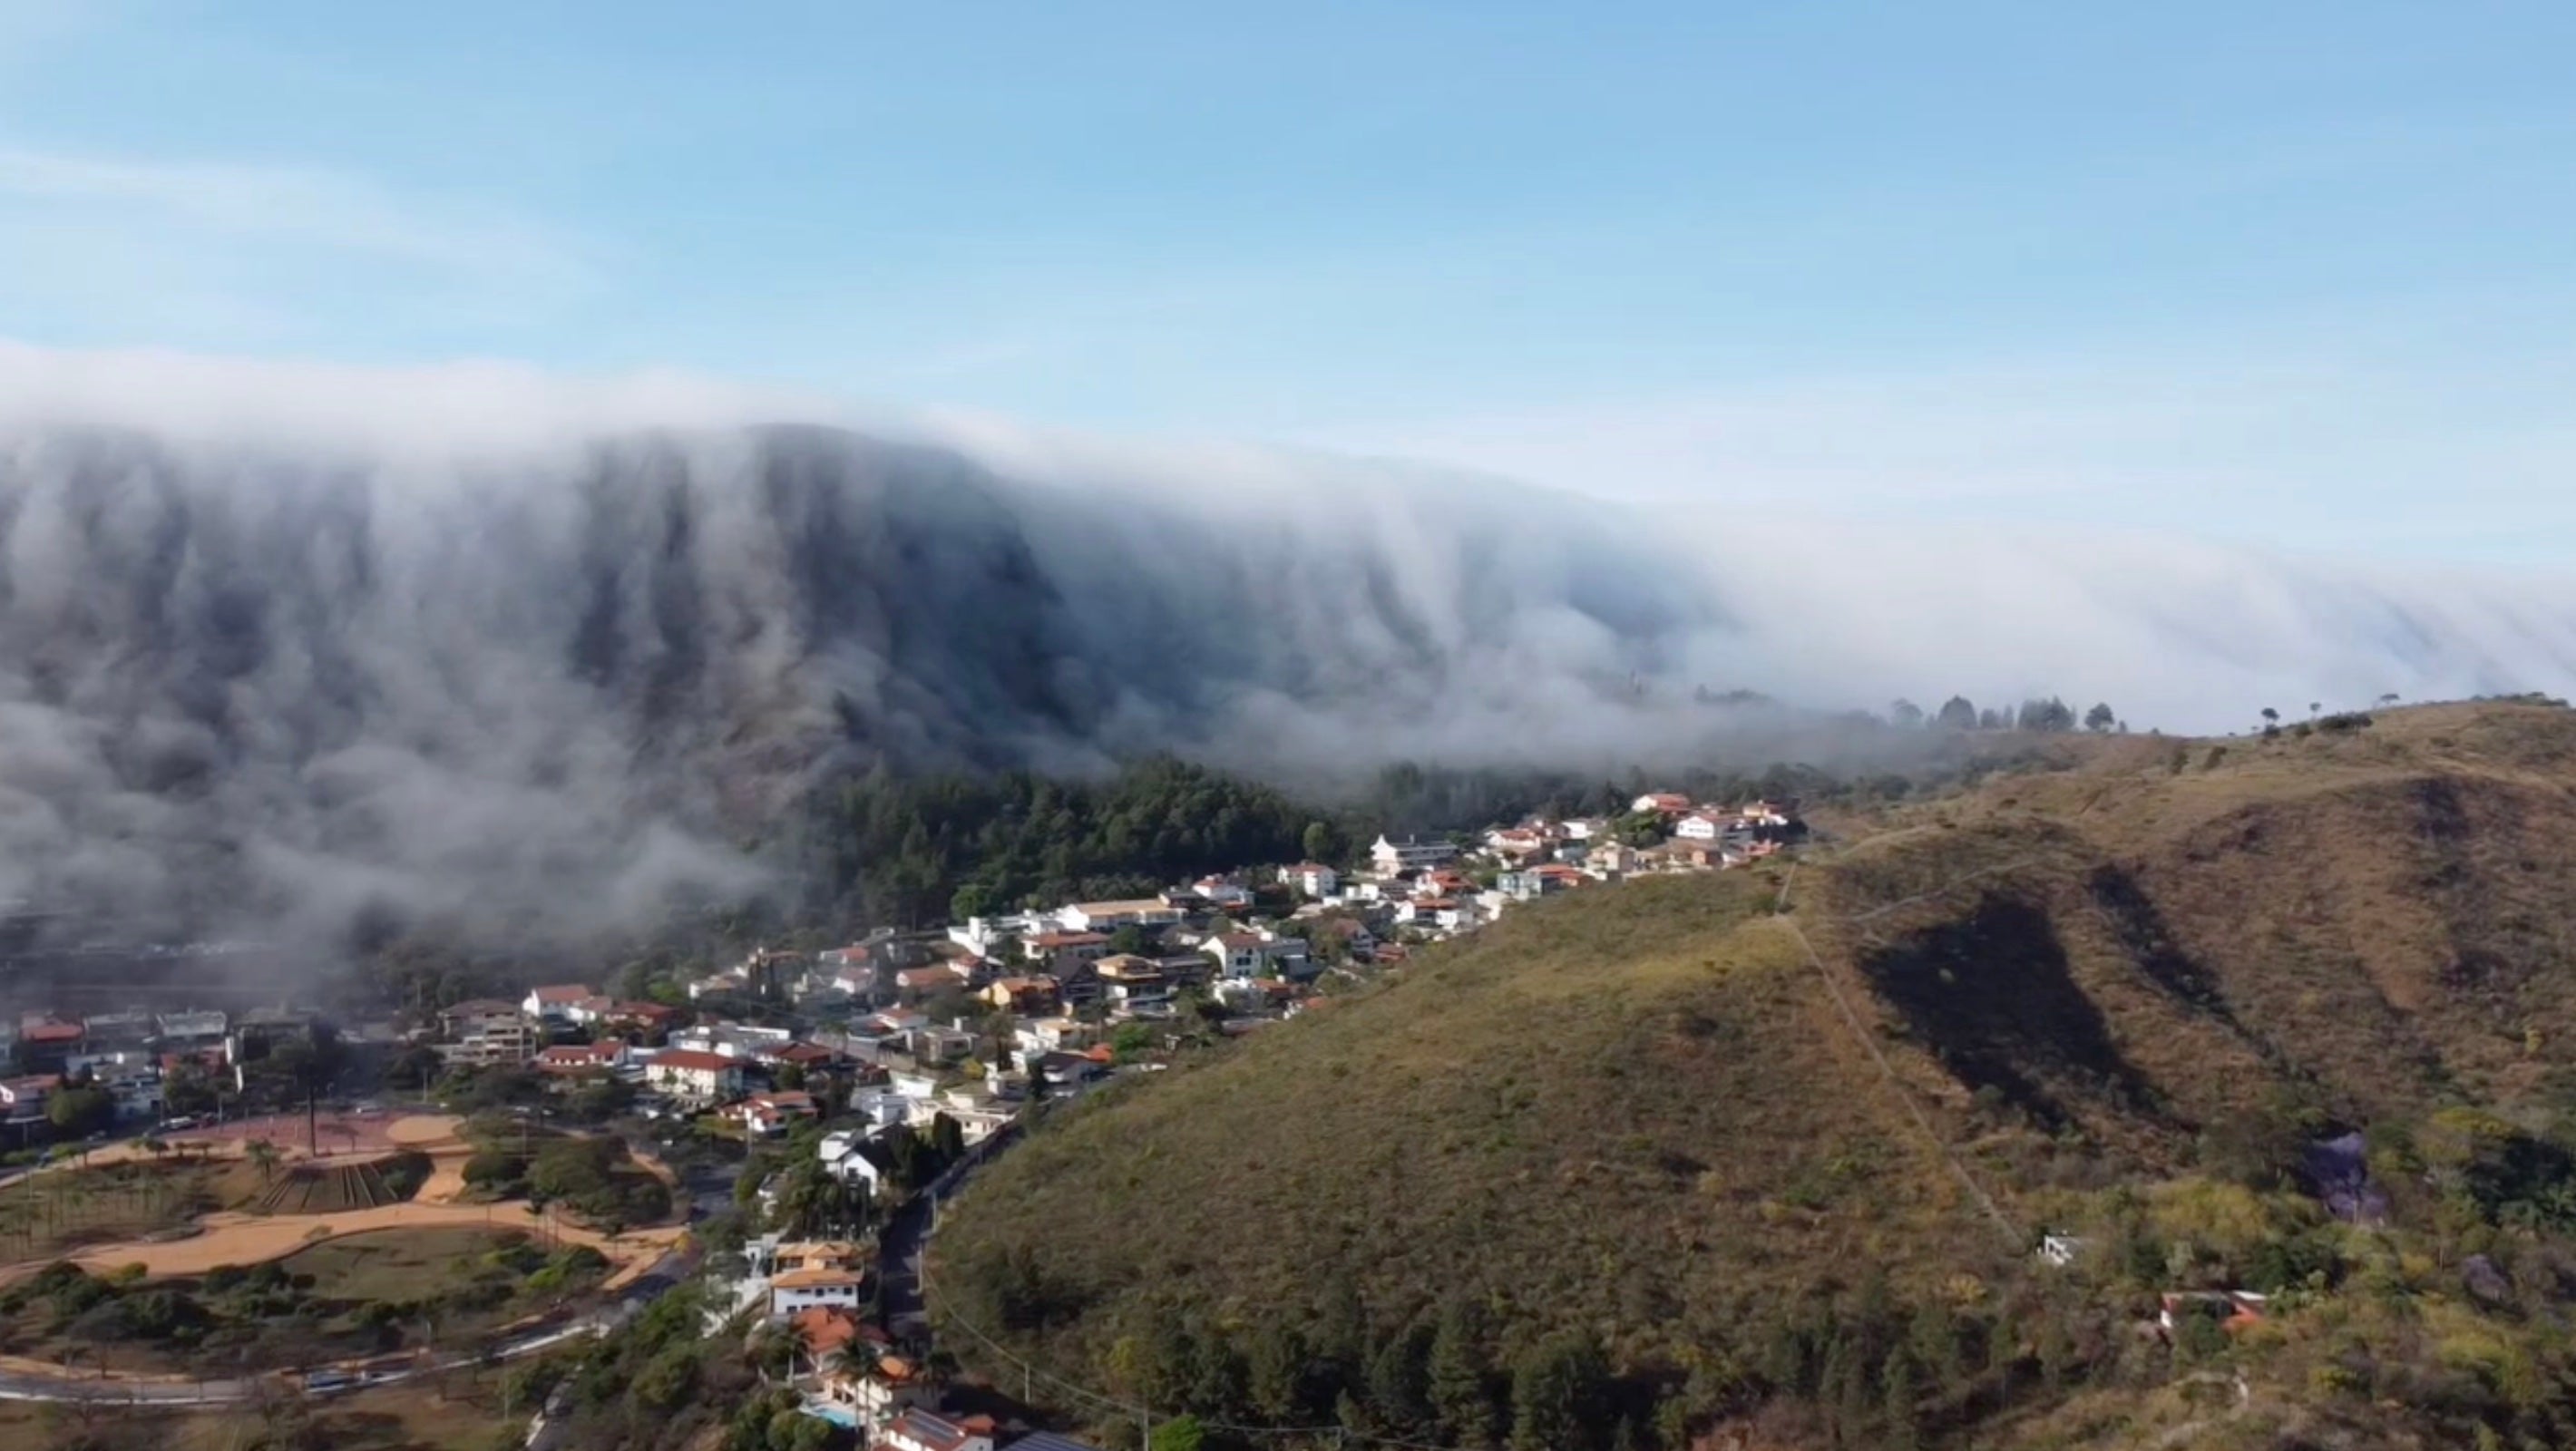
(878, 1121, 1021, 1336)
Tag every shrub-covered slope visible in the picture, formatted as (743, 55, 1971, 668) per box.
(934, 702, 2576, 1450)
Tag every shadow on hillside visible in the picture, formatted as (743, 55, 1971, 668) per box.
(1858, 892, 2162, 1131)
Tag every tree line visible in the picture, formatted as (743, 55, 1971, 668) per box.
(940, 1253, 2144, 1451)
(1887, 696, 2121, 735)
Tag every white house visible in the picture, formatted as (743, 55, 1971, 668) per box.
(1371, 834, 1457, 873)
(643, 1049, 744, 1105)
(668, 1023, 794, 1059)
(1673, 813, 1729, 842)
(817, 1130, 885, 1188)
(882, 1408, 998, 1451)
(769, 1267, 865, 1320)
(1056, 900, 1183, 934)
(1192, 875, 1254, 908)
(522, 984, 598, 1020)
(1282, 863, 1340, 898)
(1633, 792, 1692, 816)
(1204, 932, 1265, 979)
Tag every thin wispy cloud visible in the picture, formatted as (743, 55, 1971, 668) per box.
(0, 145, 590, 283)
(0, 139, 604, 348)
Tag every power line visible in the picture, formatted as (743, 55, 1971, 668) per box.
(1773, 861, 2022, 1247)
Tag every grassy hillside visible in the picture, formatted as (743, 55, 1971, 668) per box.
(933, 701, 2576, 1450)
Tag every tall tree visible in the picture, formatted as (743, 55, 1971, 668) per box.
(1508, 1333, 1608, 1451)
(1935, 696, 1978, 731)
(2083, 702, 2116, 733)
(1428, 1301, 1501, 1448)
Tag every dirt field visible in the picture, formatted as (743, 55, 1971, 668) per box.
(0, 1116, 684, 1291)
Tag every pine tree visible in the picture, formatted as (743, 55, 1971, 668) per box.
(1246, 1322, 1312, 1424)
(1508, 1334, 1607, 1451)
(1881, 1351, 1920, 1451)
(1365, 1322, 1434, 1436)
(1429, 1301, 1501, 1448)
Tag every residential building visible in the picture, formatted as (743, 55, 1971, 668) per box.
(669, 1023, 795, 1059)
(1283, 862, 1340, 898)
(768, 1266, 864, 1320)
(1189, 875, 1254, 908)
(817, 1129, 886, 1188)
(1371, 834, 1458, 872)
(97, 1067, 161, 1122)
(1587, 842, 1644, 876)
(1056, 900, 1182, 934)
(439, 1002, 538, 1067)
(1673, 813, 1730, 842)
(0, 1075, 54, 1120)
(522, 984, 598, 1020)
(600, 1001, 678, 1037)
(882, 1408, 998, 1451)
(15, 1018, 82, 1071)
(727, 1091, 819, 1137)
(821, 1351, 924, 1426)
(1204, 932, 1264, 979)
(981, 976, 1059, 1015)
(151, 1010, 228, 1046)
(81, 1012, 153, 1047)
(1632, 792, 1692, 816)
(643, 1048, 745, 1105)
(1022, 930, 1110, 968)
(533, 1042, 626, 1076)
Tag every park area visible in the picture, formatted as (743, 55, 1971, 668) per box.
(0, 1114, 687, 1380)
(0, 1368, 532, 1451)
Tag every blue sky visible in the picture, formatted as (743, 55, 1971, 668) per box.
(4, 1, 2573, 559)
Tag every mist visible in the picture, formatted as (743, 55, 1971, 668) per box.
(0, 344, 2568, 955)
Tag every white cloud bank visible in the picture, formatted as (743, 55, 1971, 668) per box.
(0, 340, 2566, 950)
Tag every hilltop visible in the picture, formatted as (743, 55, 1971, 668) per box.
(931, 700, 2576, 1450)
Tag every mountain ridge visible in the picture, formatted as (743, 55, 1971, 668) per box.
(930, 700, 2576, 1450)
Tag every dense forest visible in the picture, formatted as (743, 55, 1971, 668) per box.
(803, 757, 1332, 928)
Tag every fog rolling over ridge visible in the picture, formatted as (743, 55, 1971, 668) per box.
(0, 354, 2567, 952)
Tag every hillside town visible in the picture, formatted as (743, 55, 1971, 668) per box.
(0, 793, 1802, 1449)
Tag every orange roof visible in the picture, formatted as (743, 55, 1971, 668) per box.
(791, 1306, 864, 1356)
(773, 1267, 864, 1289)
(648, 1048, 737, 1073)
